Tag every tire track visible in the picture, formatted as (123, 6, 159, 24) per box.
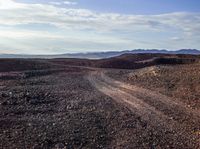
(100, 71, 200, 128)
(87, 70, 200, 148)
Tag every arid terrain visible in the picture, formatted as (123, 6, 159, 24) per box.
(0, 54, 200, 149)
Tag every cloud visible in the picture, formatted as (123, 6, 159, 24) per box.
(0, 0, 200, 54)
(49, 2, 62, 6)
(171, 37, 183, 41)
(49, 0, 77, 6)
(0, 0, 25, 9)
(0, 1, 199, 34)
(0, 26, 133, 54)
(63, 1, 77, 5)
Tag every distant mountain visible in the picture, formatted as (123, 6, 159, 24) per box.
(0, 49, 200, 59)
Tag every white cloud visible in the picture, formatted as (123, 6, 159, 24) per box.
(0, 0, 200, 54)
(63, 1, 77, 5)
(0, 0, 25, 9)
(49, 0, 77, 6)
(49, 2, 62, 6)
(171, 37, 183, 41)
(0, 1, 199, 34)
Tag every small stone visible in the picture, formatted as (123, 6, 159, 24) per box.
(54, 143, 66, 149)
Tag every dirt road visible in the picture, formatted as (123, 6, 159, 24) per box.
(1, 63, 200, 148)
(87, 70, 200, 148)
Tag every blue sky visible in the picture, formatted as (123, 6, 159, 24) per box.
(0, 0, 200, 54)
(17, 0, 200, 14)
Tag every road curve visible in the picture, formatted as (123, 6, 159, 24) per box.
(87, 70, 200, 148)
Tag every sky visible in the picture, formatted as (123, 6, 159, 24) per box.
(0, 0, 200, 54)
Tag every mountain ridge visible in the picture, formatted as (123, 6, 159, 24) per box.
(0, 49, 200, 59)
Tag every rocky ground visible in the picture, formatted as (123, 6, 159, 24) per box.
(0, 58, 200, 149)
(105, 63, 200, 110)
